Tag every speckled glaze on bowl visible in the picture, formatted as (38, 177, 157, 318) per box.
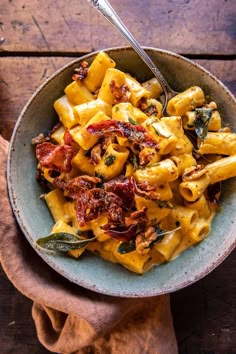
(7, 47, 236, 297)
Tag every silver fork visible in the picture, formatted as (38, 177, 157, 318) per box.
(87, 0, 178, 112)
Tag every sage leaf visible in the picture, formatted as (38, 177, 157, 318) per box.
(117, 240, 136, 254)
(128, 116, 137, 125)
(104, 154, 116, 166)
(194, 107, 212, 141)
(153, 224, 181, 244)
(36, 232, 96, 253)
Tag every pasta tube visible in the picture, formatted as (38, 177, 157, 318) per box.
(142, 77, 163, 99)
(167, 86, 205, 116)
(134, 159, 179, 186)
(184, 194, 211, 219)
(89, 214, 110, 242)
(160, 116, 184, 138)
(170, 206, 198, 232)
(65, 80, 94, 106)
(205, 155, 236, 184)
(87, 239, 119, 264)
(135, 196, 171, 223)
(197, 132, 236, 155)
(70, 111, 110, 150)
(73, 99, 112, 125)
(179, 174, 211, 202)
(45, 189, 66, 222)
(83, 51, 116, 92)
(54, 95, 77, 129)
(112, 102, 148, 125)
(154, 229, 183, 261)
(125, 74, 150, 106)
(50, 125, 65, 145)
(113, 248, 154, 274)
(170, 154, 196, 176)
(98, 68, 126, 104)
(72, 148, 95, 175)
(95, 144, 129, 180)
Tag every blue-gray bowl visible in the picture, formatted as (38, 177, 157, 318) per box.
(7, 47, 236, 297)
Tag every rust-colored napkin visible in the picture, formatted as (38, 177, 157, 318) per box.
(0, 135, 178, 354)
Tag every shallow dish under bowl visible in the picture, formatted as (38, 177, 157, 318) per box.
(7, 47, 236, 297)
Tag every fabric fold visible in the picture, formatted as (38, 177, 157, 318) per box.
(0, 135, 178, 354)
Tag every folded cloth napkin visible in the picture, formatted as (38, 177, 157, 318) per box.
(0, 135, 178, 354)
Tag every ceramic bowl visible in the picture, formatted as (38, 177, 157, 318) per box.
(7, 47, 236, 297)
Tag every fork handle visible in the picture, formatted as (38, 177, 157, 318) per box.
(87, 0, 173, 103)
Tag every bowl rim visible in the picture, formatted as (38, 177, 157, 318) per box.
(7, 46, 236, 297)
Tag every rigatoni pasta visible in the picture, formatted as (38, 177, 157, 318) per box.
(34, 51, 236, 274)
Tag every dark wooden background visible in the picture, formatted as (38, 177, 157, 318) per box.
(0, 0, 235, 353)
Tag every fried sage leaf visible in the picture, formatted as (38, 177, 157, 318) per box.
(194, 107, 212, 141)
(117, 240, 136, 254)
(36, 232, 96, 253)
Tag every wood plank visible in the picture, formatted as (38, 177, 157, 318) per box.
(0, 0, 92, 53)
(171, 249, 236, 354)
(0, 53, 235, 353)
(1, 250, 235, 353)
(0, 56, 235, 140)
(1, 0, 235, 55)
(0, 266, 49, 353)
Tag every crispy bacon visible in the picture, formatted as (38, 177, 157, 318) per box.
(139, 148, 156, 166)
(89, 144, 102, 165)
(139, 98, 158, 116)
(36, 142, 74, 173)
(76, 188, 106, 226)
(63, 130, 74, 146)
(125, 207, 149, 227)
(103, 224, 137, 241)
(144, 104, 158, 117)
(87, 120, 159, 149)
(104, 176, 135, 210)
(104, 192, 124, 224)
(64, 176, 101, 199)
(103, 207, 149, 241)
(109, 80, 130, 104)
(206, 182, 221, 206)
(132, 178, 160, 200)
(75, 188, 124, 226)
(72, 61, 88, 81)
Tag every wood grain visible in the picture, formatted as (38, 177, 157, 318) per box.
(0, 56, 235, 141)
(1, 0, 235, 55)
(172, 249, 236, 354)
(0, 1, 236, 350)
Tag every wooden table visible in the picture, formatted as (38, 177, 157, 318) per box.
(0, 0, 235, 352)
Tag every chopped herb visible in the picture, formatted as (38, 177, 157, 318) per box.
(186, 123, 194, 128)
(154, 224, 166, 243)
(144, 104, 158, 116)
(36, 232, 97, 253)
(84, 148, 92, 157)
(128, 116, 137, 125)
(95, 172, 104, 180)
(153, 224, 181, 244)
(129, 154, 139, 170)
(117, 239, 136, 254)
(115, 106, 119, 112)
(152, 123, 171, 138)
(104, 154, 116, 166)
(194, 107, 212, 141)
(145, 117, 158, 126)
(155, 200, 174, 209)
